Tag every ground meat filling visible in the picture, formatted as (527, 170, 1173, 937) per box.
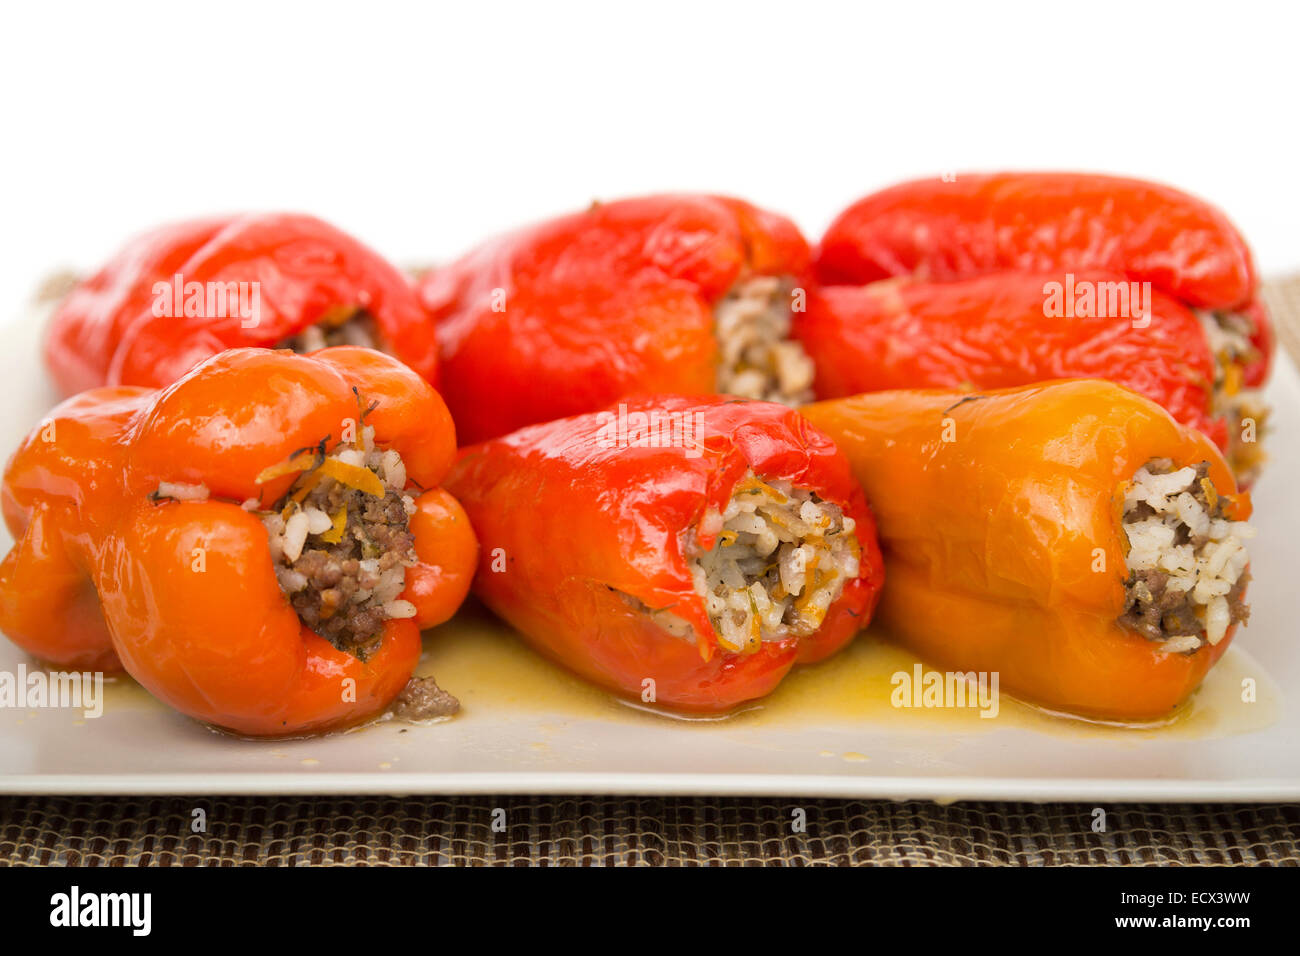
(715, 276, 815, 405)
(1119, 458, 1254, 654)
(278, 307, 383, 354)
(255, 424, 420, 661)
(391, 675, 460, 720)
(1197, 310, 1269, 483)
(640, 472, 861, 654)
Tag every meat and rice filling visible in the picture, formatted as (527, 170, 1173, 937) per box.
(1119, 458, 1253, 654)
(278, 307, 382, 354)
(715, 276, 816, 405)
(640, 472, 861, 654)
(250, 415, 459, 718)
(1197, 310, 1269, 483)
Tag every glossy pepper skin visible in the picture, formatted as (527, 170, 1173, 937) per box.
(44, 214, 437, 396)
(815, 172, 1273, 387)
(0, 348, 476, 736)
(418, 194, 810, 444)
(801, 380, 1251, 722)
(795, 272, 1227, 450)
(444, 395, 884, 712)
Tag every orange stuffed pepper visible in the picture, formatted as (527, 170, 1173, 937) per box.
(801, 379, 1253, 721)
(0, 347, 476, 736)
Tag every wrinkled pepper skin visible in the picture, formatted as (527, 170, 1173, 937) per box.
(44, 214, 437, 395)
(801, 380, 1251, 722)
(795, 272, 1226, 450)
(815, 172, 1272, 387)
(418, 195, 810, 444)
(445, 395, 884, 712)
(0, 348, 476, 736)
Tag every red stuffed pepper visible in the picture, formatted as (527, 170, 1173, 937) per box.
(418, 194, 817, 444)
(0, 347, 476, 736)
(444, 395, 885, 711)
(794, 271, 1268, 483)
(45, 213, 437, 395)
(814, 172, 1274, 389)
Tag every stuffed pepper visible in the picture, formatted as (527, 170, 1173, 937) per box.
(794, 271, 1267, 483)
(801, 379, 1253, 722)
(419, 194, 817, 444)
(0, 347, 476, 736)
(815, 172, 1274, 392)
(44, 213, 437, 395)
(445, 395, 885, 711)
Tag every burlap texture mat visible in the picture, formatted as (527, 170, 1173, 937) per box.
(2, 276, 1298, 867)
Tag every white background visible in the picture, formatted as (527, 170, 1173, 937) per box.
(1, 0, 1296, 325)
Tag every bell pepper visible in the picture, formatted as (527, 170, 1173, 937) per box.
(801, 379, 1252, 722)
(444, 395, 885, 711)
(794, 271, 1267, 482)
(814, 172, 1273, 388)
(44, 213, 437, 396)
(418, 194, 814, 444)
(0, 347, 476, 736)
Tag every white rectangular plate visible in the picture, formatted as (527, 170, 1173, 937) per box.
(0, 300, 1297, 801)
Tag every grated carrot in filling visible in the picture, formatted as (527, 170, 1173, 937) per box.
(252, 421, 420, 659)
(638, 470, 860, 655)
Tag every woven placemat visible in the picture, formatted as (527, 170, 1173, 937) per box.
(2, 275, 1298, 867)
(2, 796, 1297, 866)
